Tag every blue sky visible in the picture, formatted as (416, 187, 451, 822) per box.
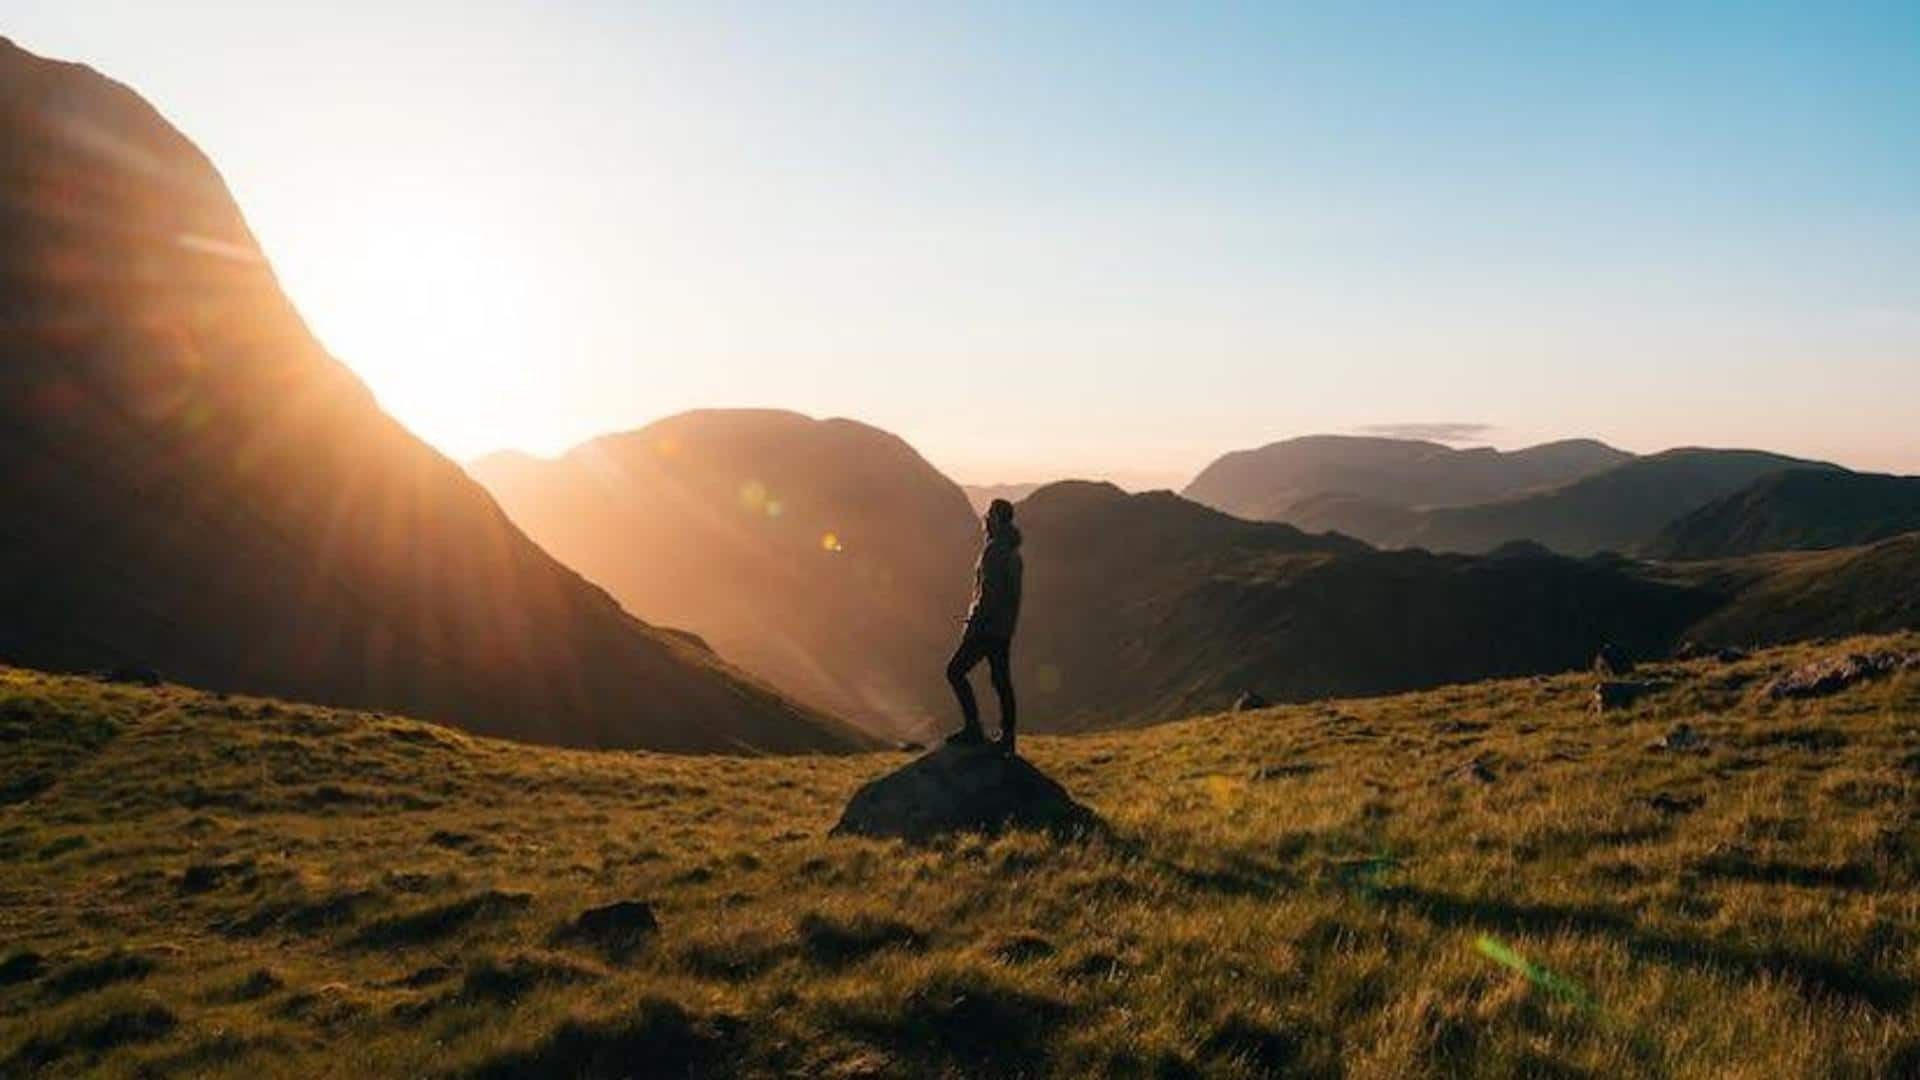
(8, 2, 1917, 484)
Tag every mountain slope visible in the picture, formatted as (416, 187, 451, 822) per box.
(1183, 435, 1632, 522)
(1396, 449, 1841, 556)
(1657, 533, 1920, 646)
(1648, 469, 1920, 560)
(472, 411, 979, 737)
(4, 637, 1914, 1076)
(0, 39, 858, 753)
(1011, 483, 1714, 729)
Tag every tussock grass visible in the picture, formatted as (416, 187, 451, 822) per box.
(0, 639, 1916, 1076)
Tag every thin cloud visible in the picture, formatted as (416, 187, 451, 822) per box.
(1355, 422, 1496, 444)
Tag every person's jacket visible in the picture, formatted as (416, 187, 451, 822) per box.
(964, 525, 1023, 640)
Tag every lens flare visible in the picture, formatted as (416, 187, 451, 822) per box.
(1474, 935, 1595, 1010)
(821, 532, 844, 553)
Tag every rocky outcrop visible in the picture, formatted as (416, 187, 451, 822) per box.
(1766, 651, 1917, 700)
(831, 745, 1101, 842)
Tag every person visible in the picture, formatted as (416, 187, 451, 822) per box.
(946, 498, 1024, 756)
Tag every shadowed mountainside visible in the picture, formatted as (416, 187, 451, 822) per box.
(1395, 449, 1843, 556)
(1183, 435, 1632, 522)
(1008, 483, 1718, 730)
(471, 411, 979, 738)
(1648, 469, 1920, 560)
(0, 39, 859, 753)
(1291, 448, 1839, 556)
(1654, 533, 1920, 647)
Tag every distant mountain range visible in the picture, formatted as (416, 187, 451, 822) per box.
(961, 483, 1049, 514)
(1184, 435, 1632, 521)
(0, 39, 859, 753)
(472, 410, 978, 738)
(1186, 437, 1864, 558)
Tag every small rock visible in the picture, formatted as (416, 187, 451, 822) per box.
(1593, 643, 1635, 678)
(0, 951, 46, 986)
(1646, 723, 1707, 753)
(552, 900, 659, 959)
(1232, 691, 1271, 712)
(1592, 680, 1658, 713)
(100, 665, 163, 687)
(1249, 762, 1316, 781)
(896, 741, 924, 753)
(1646, 792, 1704, 815)
(1446, 757, 1497, 783)
(1765, 651, 1915, 700)
(991, 933, 1056, 965)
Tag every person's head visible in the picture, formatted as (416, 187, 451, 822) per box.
(984, 498, 1015, 537)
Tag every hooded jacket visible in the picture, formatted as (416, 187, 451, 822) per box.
(964, 523, 1024, 640)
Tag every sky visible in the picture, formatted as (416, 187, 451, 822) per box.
(8, 2, 1918, 487)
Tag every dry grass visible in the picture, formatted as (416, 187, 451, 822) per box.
(1, 636, 1916, 1077)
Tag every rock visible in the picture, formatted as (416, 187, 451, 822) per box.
(1232, 691, 1271, 712)
(1591, 680, 1658, 713)
(0, 950, 46, 986)
(1592, 643, 1635, 678)
(100, 665, 163, 687)
(1678, 641, 1750, 663)
(1765, 651, 1915, 700)
(1646, 723, 1707, 753)
(1445, 757, 1497, 783)
(1646, 792, 1703, 815)
(552, 900, 659, 959)
(831, 744, 1102, 842)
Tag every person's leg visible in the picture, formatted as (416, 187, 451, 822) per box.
(987, 638, 1016, 755)
(945, 636, 988, 742)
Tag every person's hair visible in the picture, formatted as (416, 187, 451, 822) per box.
(986, 498, 1015, 526)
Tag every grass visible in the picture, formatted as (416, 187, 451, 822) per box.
(0, 636, 1916, 1077)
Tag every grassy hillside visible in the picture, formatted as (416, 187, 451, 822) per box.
(3, 638, 1916, 1077)
(1657, 533, 1920, 647)
(1649, 470, 1920, 560)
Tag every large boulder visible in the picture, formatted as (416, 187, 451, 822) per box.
(831, 745, 1102, 842)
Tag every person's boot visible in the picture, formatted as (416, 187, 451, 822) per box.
(996, 727, 1017, 758)
(945, 725, 987, 747)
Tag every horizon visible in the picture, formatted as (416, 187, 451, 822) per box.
(8, 6, 1919, 485)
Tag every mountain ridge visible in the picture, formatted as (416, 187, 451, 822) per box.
(0, 38, 860, 753)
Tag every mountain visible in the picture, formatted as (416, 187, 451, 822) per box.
(0, 39, 859, 753)
(1010, 483, 1716, 729)
(962, 482, 1047, 513)
(1393, 449, 1843, 556)
(1647, 469, 1920, 560)
(471, 410, 979, 737)
(1656, 532, 1920, 646)
(1183, 435, 1632, 521)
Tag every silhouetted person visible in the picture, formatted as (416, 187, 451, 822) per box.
(946, 498, 1023, 756)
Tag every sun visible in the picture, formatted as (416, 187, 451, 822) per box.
(255, 193, 542, 460)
